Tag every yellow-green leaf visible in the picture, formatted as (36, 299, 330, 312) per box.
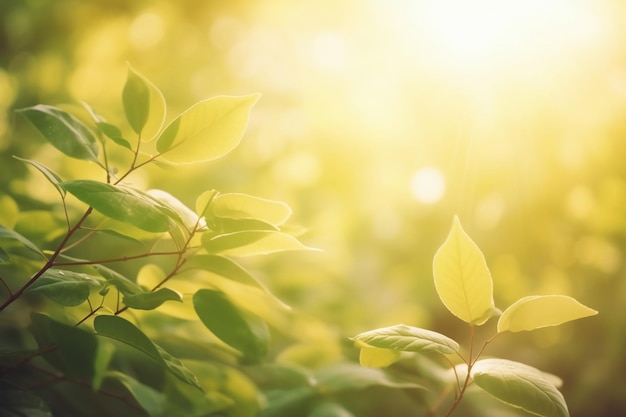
(497, 295, 598, 333)
(156, 94, 260, 164)
(210, 193, 292, 226)
(123, 66, 166, 139)
(433, 216, 496, 325)
(357, 343, 401, 368)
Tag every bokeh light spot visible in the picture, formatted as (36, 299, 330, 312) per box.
(410, 167, 445, 204)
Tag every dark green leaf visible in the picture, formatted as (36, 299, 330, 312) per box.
(123, 66, 150, 134)
(0, 247, 8, 263)
(471, 358, 569, 417)
(0, 389, 52, 417)
(13, 156, 65, 196)
(31, 313, 99, 379)
(352, 324, 459, 355)
(62, 180, 176, 233)
(94, 315, 201, 389)
(26, 269, 101, 306)
(123, 288, 183, 310)
(106, 371, 166, 416)
(17, 104, 99, 161)
(0, 224, 46, 259)
(193, 289, 269, 363)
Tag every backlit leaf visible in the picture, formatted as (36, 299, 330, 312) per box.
(147, 189, 204, 232)
(202, 230, 317, 257)
(433, 216, 496, 325)
(210, 193, 292, 226)
(193, 289, 269, 363)
(123, 288, 183, 310)
(123, 66, 166, 140)
(357, 344, 401, 368)
(26, 269, 101, 306)
(316, 363, 425, 392)
(62, 180, 176, 233)
(0, 224, 46, 259)
(156, 94, 260, 164)
(13, 156, 65, 197)
(90, 264, 143, 296)
(352, 324, 459, 355)
(17, 104, 99, 162)
(94, 315, 201, 389)
(471, 358, 569, 417)
(195, 189, 219, 217)
(497, 295, 598, 333)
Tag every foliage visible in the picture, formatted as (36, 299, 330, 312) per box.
(352, 216, 597, 417)
(0, 59, 600, 417)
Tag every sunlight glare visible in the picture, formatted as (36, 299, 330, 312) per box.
(411, 167, 446, 204)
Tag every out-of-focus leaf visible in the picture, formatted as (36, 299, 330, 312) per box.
(156, 94, 260, 164)
(471, 358, 569, 417)
(352, 324, 459, 355)
(0, 389, 52, 417)
(211, 218, 278, 234)
(92, 340, 115, 391)
(26, 269, 101, 306)
(96, 122, 132, 149)
(17, 104, 99, 162)
(309, 401, 355, 417)
(62, 180, 176, 233)
(497, 295, 598, 333)
(195, 189, 219, 217)
(193, 289, 269, 363)
(315, 363, 425, 392)
(357, 344, 401, 368)
(94, 315, 202, 389)
(433, 216, 496, 325)
(123, 288, 183, 310)
(105, 371, 166, 416)
(0, 224, 46, 259)
(181, 255, 288, 308)
(210, 193, 292, 226)
(202, 230, 317, 257)
(13, 156, 65, 197)
(0, 248, 9, 263)
(31, 313, 99, 380)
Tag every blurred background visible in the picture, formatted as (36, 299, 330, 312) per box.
(1, 0, 625, 415)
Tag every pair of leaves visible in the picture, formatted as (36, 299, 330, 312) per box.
(18, 67, 259, 168)
(433, 216, 597, 332)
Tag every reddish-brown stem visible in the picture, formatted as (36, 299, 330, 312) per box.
(0, 207, 94, 312)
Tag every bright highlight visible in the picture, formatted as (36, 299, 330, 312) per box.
(411, 167, 446, 204)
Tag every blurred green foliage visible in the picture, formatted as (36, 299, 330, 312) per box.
(2, 0, 626, 416)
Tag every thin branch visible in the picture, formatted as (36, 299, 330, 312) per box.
(53, 250, 182, 267)
(0, 274, 13, 296)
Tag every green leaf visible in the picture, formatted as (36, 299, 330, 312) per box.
(357, 344, 402, 368)
(92, 340, 115, 391)
(156, 94, 260, 164)
(181, 255, 288, 308)
(147, 189, 204, 232)
(193, 289, 269, 363)
(123, 288, 183, 310)
(17, 104, 99, 162)
(105, 371, 166, 416)
(0, 389, 52, 417)
(0, 247, 9, 263)
(202, 230, 317, 257)
(210, 193, 293, 226)
(433, 216, 496, 325)
(62, 180, 176, 233)
(497, 295, 598, 333)
(26, 269, 101, 306)
(96, 122, 132, 149)
(195, 189, 219, 217)
(316, 363, 425, 392)
(471, 358, 569, 417)
(352, 324, 459, 355)
(31, 313, 99, 379)
(123, 66, 149, 134)
(123, 66, 166, 139)
(309, 401, 355, 417)
(13, 156, 65, 197)
(0, 224, 46, 259)
(90, 264, 143, 296)
(94, 315, 202, 389)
